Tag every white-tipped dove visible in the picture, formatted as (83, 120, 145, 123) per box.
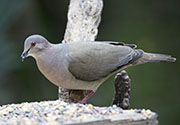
(21, 35, 176, 103)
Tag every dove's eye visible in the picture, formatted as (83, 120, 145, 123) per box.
(31, 42, 36, 47)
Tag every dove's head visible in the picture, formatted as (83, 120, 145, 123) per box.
(21, 35, 51, 61)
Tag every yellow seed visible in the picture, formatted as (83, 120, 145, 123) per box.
(146, 109, 152, 116)
(59, 106, 64, 110)
(88, 104, 93, 110)
(5, 107, 13, 112)
(141, 109, 146, 113)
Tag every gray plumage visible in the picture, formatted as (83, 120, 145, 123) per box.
(21, 35, 176, 92)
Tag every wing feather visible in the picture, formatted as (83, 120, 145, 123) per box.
(66, 41, 139, 81)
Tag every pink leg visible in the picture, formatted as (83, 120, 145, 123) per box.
(71, 96, 81, 102)
(67, 89, 72, 95)
(78, 91, 95, 104)
(68, 89, 81, 102)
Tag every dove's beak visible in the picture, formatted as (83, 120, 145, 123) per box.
(21, 48, 30, 62)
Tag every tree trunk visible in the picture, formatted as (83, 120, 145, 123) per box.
(58, 0, 103, 103)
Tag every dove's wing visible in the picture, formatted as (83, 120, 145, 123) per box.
(66, 41, 142, 81)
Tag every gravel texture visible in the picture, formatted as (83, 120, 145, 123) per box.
(0, 100, 156, 124)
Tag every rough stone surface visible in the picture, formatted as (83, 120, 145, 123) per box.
(59, 0, 103, 103)
(63, 0, 103, 43)
(113, 70, 131, 109)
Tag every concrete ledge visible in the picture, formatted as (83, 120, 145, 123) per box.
(0, 100, 158, 125)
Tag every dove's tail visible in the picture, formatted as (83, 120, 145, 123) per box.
(135, 52, 176, 64)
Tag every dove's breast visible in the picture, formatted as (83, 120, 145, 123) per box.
(34, 46, 71, 88)
(34, 44, 100, 91)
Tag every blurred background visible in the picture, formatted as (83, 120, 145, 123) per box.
(0, 0, 179, 124)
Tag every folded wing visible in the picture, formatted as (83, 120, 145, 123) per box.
(66, 41, 142, 81)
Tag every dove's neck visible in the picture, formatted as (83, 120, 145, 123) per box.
(33, 43, 62, 61)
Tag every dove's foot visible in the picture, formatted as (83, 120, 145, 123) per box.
(78, 91, 94, 104)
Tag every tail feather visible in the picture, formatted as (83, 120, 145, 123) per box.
(136, 52, 176, 64)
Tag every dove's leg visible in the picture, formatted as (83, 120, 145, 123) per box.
(69, 89, 87, 102)
(78, 91, 95, 104)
